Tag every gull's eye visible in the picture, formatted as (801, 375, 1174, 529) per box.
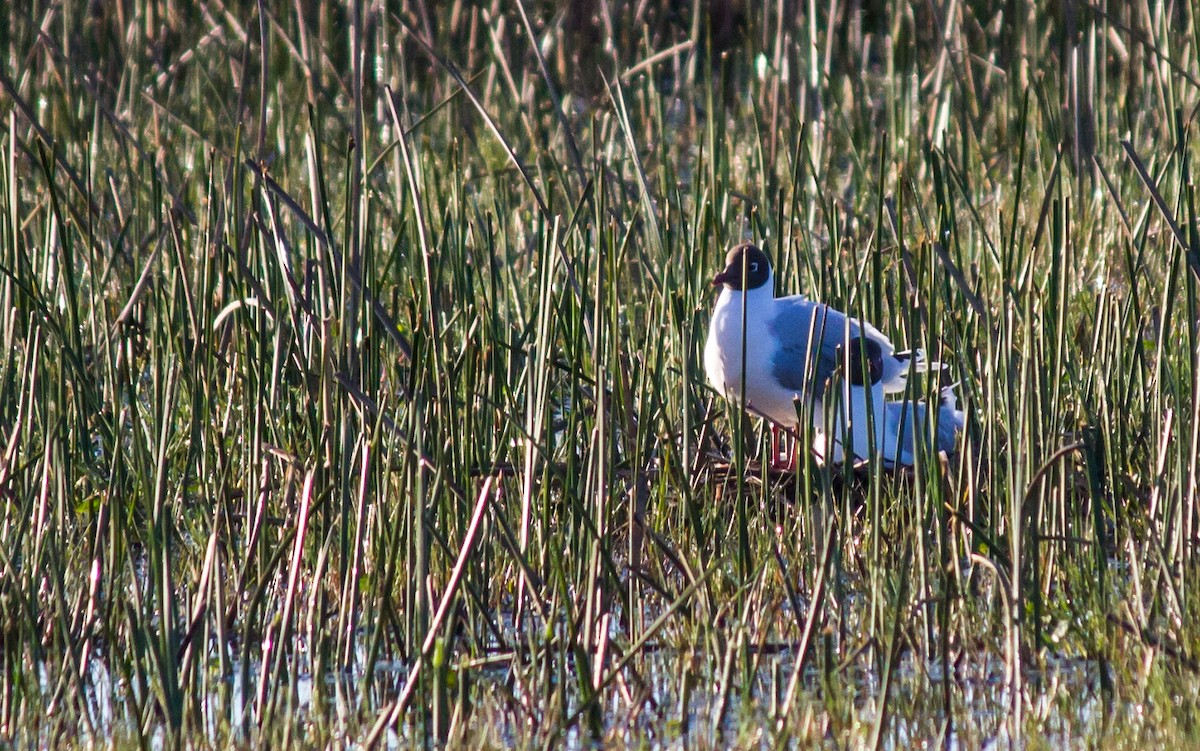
(749, 262, 759, 273)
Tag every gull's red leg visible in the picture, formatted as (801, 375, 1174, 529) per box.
(768, 424, 798, 473)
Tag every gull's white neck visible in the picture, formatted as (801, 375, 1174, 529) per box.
(712, 276, 776, 319)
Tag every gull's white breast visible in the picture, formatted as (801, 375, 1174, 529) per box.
(704, 288, 807, 426)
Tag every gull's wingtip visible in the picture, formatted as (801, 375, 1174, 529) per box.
(893, 348, 948, 373)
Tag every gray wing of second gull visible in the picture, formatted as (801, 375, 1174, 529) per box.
(768, 296, 887, 397)
(888, 393, 964, 458)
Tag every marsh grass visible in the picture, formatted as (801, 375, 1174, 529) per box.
(3, 0, 1200, 747)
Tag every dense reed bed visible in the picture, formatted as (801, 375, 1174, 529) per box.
(3, 0, 1200, 747)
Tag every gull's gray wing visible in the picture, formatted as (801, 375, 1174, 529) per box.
(886, 389, 965, 462)
(768, 298, 891, 397)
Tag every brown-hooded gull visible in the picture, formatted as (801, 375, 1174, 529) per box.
(703, 242, 962, 469)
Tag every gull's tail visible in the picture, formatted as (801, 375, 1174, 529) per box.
(893, 349, 945, 373)
(879, 349, 945, 394)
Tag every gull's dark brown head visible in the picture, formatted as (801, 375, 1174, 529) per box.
(711, 243, 772, 291)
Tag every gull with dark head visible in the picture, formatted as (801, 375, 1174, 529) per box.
(703, 242, 963, 468)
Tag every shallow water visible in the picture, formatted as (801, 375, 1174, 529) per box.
(60, 610, 1128, 750)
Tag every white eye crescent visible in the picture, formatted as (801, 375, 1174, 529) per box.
(749, 262, 759, 272)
